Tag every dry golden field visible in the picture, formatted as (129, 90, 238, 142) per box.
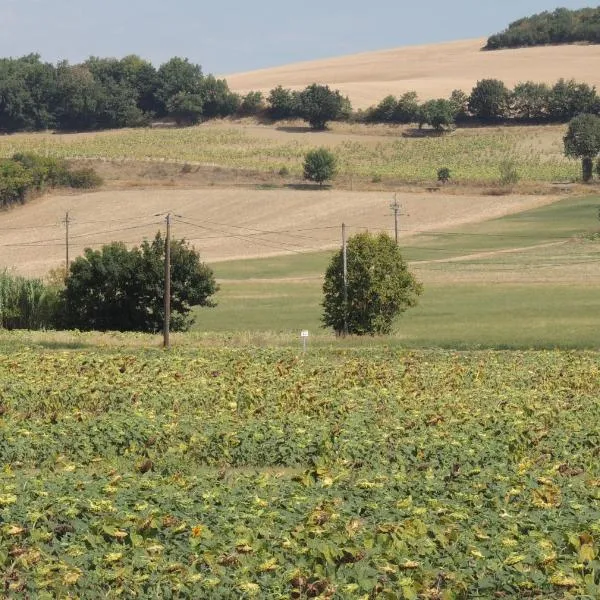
(225, 38, 600, 109)
(0, 187, 560, 277)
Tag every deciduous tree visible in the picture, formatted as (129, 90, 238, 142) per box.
(322, 232, 422, 335)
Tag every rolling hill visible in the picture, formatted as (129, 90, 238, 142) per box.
(224, 38, 600, 109)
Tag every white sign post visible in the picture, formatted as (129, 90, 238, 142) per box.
(300, 330, 309, 353)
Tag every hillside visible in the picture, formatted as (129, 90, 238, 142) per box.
(225, 38, 600, 109)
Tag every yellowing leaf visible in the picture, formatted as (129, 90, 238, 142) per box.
(104, 552, 123, 563)
(549, 572, 577, 587)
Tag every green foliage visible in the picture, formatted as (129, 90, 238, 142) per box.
(486, 6, 600, 49)
(468, 79, 510, 121)
(437, 167, 451, 183)
(510, 81, 550, 120)
(297, 83, 348, 130)
(548, 78, 599, 122)
(2, 347, 598, 597)
(0, 270, 59, 329)
(322, 232, 422, 335)
(303, 147, 337, 186)
(0, 153, 101, 208)
(418, 98, 456, 130)
(166, 91, 204, 125)
(62, 233, 218, 332)
(237, 91, 265, 116)
(199, 74, 240, 118)
(367, 94, 398, 122)
(266, 85, 299, 120)
(564, 113, 600, 182)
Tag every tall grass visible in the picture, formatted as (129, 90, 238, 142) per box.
(0, 271, 58, 330)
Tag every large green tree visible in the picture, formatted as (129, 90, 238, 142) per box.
(62, 233, 218, 332)
(322, 232, 422, 335)
(298, 83, 348, 130)
(564, 113, 600, 182)
(468, 79, 510, 121)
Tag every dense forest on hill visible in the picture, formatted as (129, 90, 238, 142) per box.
(485, 6, 600, 50)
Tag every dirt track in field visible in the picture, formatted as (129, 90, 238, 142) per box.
(0, 187, 560, 277)
(225, 38, 600, 109)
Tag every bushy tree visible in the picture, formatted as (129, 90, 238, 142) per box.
(510, 81, 550, 120)
(298, 83, 348, 130)
(548, 79, 598, 122)
(238, 91, 265, 116)
(62, 233, 218, 332)
(393, 92, 420, 124)
(155, 57, 203, 116)
(418, 99, 456, 130)
(367, 95, 397, 122)
(564, 113, 600, 182)
(322, 232, 422, 335)
(303, 148, 337, 186)
(468, 79, 510, 121)
(267, 86, 299, 120)
(166, 92, 203, 125)
(199, 75, 240, 118)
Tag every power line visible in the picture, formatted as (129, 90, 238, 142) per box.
(174, 218, 329, 254)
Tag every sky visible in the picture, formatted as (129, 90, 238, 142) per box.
(0, 0, 596, 75)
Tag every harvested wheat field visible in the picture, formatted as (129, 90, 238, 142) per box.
(225, 38, 600, 109)
(0, 187, 560, 277)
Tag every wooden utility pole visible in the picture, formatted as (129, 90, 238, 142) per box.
(64, 211, 70, 270)
(342, 222, 348, 337)
(390, 195, 400, 244)
(163, 213, 171, 349)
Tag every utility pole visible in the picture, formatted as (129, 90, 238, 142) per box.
(390, 194, 408, 245)
(163, 213, 171, 349)
(390, 194, 400, 244)
(63, 211, 70, 271)
(342, 222, 348, 337)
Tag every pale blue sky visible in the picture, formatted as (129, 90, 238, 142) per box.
(0, 1, 596, 74)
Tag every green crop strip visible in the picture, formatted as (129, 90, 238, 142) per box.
(0, 348, 599, 597)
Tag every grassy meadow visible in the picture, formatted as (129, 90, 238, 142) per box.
(191, 194, 600, 349)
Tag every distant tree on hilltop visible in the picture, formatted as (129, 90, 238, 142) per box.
(485, 7, 600, 50)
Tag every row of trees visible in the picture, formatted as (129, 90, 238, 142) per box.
(0, 234, 218, 332)
(365, 78, 600, 127)
(485, 7, 600, 50)
(3, 51, 599, 133)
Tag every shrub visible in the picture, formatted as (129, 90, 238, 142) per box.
(65, 168, 104, 189)
(499, 159, 520, 185)
(303, 148, 337, 186)
(437, 167, 451, 183)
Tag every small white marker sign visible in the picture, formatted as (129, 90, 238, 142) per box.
(300, 330, 309, 353)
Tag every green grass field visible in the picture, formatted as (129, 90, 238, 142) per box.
(193, 195, 600, 349)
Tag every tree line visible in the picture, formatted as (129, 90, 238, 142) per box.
(485, 7, 600, 50)
(2, 51, 600, 134)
